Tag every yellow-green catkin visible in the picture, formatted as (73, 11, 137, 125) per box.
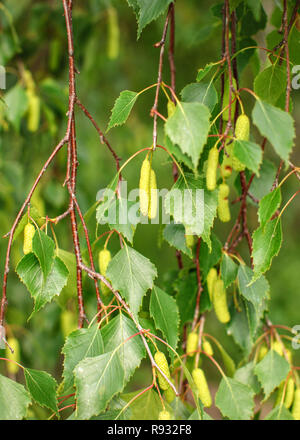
(165, 383, 176, 403)
(186, 332, 198, 357)
(27, 92, 40, 132)
(221, 143, 233, 178)
(213, 279, 230, 324)
(154, 351, 171, 391)
(107, 6, 119, 60)
(232, 114, 250, 172)
(167, 101, 176, 118)
(60, 310, 77, 338)
(158, 410, 171, 420)
(98, 248, 112, 296)
(23, 223, 35, 255)
(292, 388, 300, 420)
(185, 234, 195, 249)
(284, 378, 295, 409)
(192, 368, 212, 408)
(6, 337, 20, 375)
(258, 344, 268, 362)
(272, 340, 284, 357)
(218, 183, 231, 223)
(148, 169, 158, 220)
(207, 267, 217, 301)
(203, 340, 214, 357)
(139, 157, 151, 217)
(206, 146, 219, 191)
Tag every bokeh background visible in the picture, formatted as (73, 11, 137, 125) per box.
(0, 0, 299, 418)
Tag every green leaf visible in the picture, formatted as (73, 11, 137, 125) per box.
(249, 159, 277, 202)
(16, 253, 69, 315)
(181, 82, 218, 112)
(227, 301, 252, 355)
(254, 64, 286, 105)
(74, 350, 125, 419)
(238, 265, 270, 310)
(233, 140, 262, 175)
(252, 100, 295, 162)
(251, 219, 283, 282)
(0, 374, 31, 420)
(215, 377, 255, 420)
(102, 313, 146, 383)
(163, 222, 192, 258)
(136, 0, 173, 38)
(121, 389, 162, 420)
(150, 286, 179, 358)
(234, 362, 261, 394)
(258, 188, 281, 228)
(56, 249, 77, 305)
(199, 233, 222, 279)
(220, 253, 238, 288)
(107, 90, 138, 132)
(165, 102, 211, 169)
(164, 173, 218, 248)
(32, 230, 55, 279)
(5, 83, 28, 131)
(106, 245, 157, 316)
(62, 325, 104, 392)
(24, 368, 58, 414)
(196, 62, 215, 82)
(254, 350, 290, 399)
(265, 405, 294, 420)
(165, 135, 194, 171)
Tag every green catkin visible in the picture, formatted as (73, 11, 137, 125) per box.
(98, 249, 112, 296)
(23, 223, 35, 255)
(221, 144, 233, 178)
(192, 368, 212, 408)
(139, 157, 151, 217)
(218, 183, 231, 223)
(186, 332, 198, 357)
(154, 351, 171, 391)
(207, 267, 217, 301)
(165, 383, 176, 403)
(148, 169, 158, 220)
(158, 410, 171, 420)
(167, 101, 176, 118)
(258, 344, 268, 362)
(185, 234, 195, 249)
(107, 6, 119, 60)
(271, 340, 284, 357)
(203, 340, 214, 357)
(284, 378, 295, 409)
(27, 92, 40, 132)
(232, 114, 250, 172)
(292, 388, 300, 420)
(61, 310, 77, 338)
(213, 279, 230, 324)
(6, 338, 20, 375)
(206, 146, 219, 191)
(223, 77, 237, 122)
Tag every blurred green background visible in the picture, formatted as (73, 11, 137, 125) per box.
(0, 0, 299, 407)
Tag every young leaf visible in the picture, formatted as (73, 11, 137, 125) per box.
(238, 265, 270, 310)
(136, 0, 173, 38)
(16, 253, 69, 315)
(252, 100, 295, 162)
(106, 90, 138, 132)
(254, 350, 290, 400)
(233, 140, 262, 175)
(258, 188, 281, 228)
(62, 325, 104, 392)
(220, 253, 238, 288)
(121, 389, 162, 420)
(74, 350, 125, 420)
(106, 245, 157, 316)
(32, 229, 55, 279)
(215, 377, 255, 420)
(150, 286, 180, 358)
(165, 102, 211, 169)
(0, 374, 31, 420)
(196, 62, 215, 82)
(163, 222, 192, 258)
(102, 313, 146, 383)
(180, 82, 218, 112)
(234, 362, 261, 394)
(24, 368, 58, 414)
(251, 219, 283, 282)
(254, 64, 286, 105)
